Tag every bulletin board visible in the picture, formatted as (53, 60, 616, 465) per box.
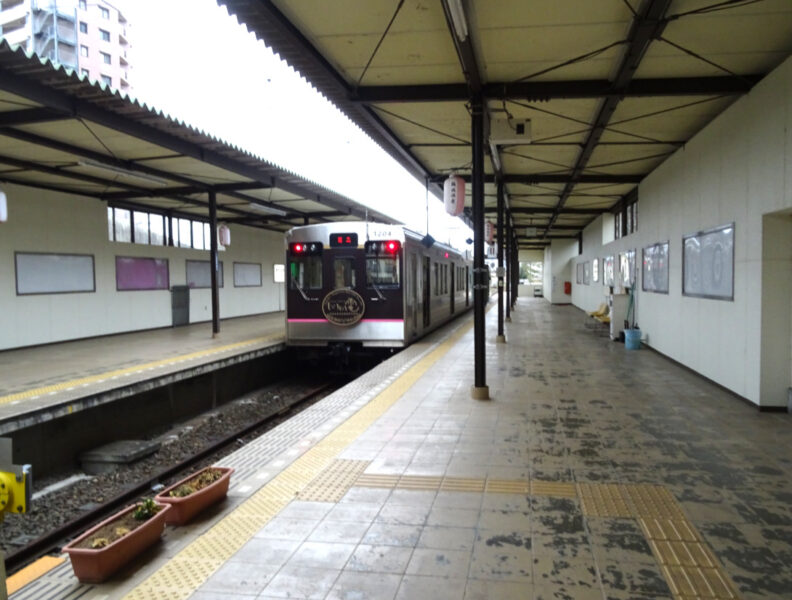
(187, 260, 224, 288)
(576, 262, 583, 284)
(583, 261, 590, 285)
(233, 262, 262, 287)
(683, 223, 734, 300)
(604, 256, 614, 287)
(15, 252, 95, 295)
(116, 256, 169, 291)
(619, 249, 636, 288)
(592, 258, 600, 283)
(642, 241, 669, 294)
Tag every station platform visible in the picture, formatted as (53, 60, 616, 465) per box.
(0, 313, 285, 434)
(9, 299, 792, 600)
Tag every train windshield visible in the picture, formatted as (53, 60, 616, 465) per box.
(366, 256, 400, 287)
(290, 257, 322, 289)
(333, 258, 356, 289)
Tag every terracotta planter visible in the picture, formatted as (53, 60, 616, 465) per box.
(155, 466, 234, 525)
(63, 502, 171, 583)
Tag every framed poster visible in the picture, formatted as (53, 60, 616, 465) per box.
(233, 262, 262, 287)
(604, 256, 614, 287)
(16, 252, 95, 295)
(583, 261, 590, 285)
(592, 258, 600, 283)
(116, 256, 169, 291)
(187, 260, 224, 288)
(576, 262, 583, 284)
(642, 242, 669, 294)
(619, 249, 636, 288)
(683, 223, 734, 300)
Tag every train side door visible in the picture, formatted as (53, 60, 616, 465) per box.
(465, 266, 470, 306)
(450, 265, 455, 314)
(410, 253, 418, 336)
(422, 256, 430, 327)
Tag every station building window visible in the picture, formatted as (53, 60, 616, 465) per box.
(100, 6, 109, 19)
(79, 21, 87, 33)
(100, 29, 110, 42)
(101, 51, 111, 64)
(108, 207, 213, 250)
(80, 45, 88, 57)
(614, 195, 638, 240)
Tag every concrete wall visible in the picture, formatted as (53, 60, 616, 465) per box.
(544, 240, 577, 304)
(560, 55, 792, 407)
(0, 184, 285, 350)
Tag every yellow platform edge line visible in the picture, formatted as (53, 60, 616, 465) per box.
(7, 555, 65, 595)
(0, 334, 282, 406)
(121, 320, 475, 600)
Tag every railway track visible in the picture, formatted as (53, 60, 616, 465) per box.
(4, 381, 334, 574)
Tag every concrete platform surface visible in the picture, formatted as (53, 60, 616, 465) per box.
(0, 313, 285, 429)
(11, 299, 792, 600)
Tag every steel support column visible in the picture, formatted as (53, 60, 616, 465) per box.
(512, 237, 519, 307)
(471, 96, 488, 400)
(496, 179, 505, 343)
(505, 217, 512, 322)
(209, 191, 220, 337)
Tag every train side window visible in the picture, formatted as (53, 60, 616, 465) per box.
(290, 257, 322, 289)
(366, 255, 400, 287)
(333, 258, 356, 289)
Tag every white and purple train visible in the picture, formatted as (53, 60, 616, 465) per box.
(285, 222, 473, 351)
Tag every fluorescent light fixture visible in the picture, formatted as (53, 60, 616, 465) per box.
(489, 141, 501, 171)
(247, 202, 287, 217)
(78, 159, 170, 185)
(446, 0, 468, 41)
(0, 189, 7, 222)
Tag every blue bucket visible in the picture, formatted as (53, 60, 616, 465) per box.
(624, 329, 641, 350)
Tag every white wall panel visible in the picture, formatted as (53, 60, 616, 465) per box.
(0, 184, 284, 350)
(551, 55, 792, 406)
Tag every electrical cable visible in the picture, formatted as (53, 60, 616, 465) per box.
(658, 36, 757, 86)
(370, 105, 469, 144)
(666, 0, 765, 20)
(356, 0, 405, 88)
(513, 39, 628, 83)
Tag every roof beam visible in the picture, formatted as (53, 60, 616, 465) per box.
(102, 181, 270, 200)
(0, 107, 72, 126)
(543, 0, 672, 235)
(434, 173, 641, 185)
(0, 65, 381, 221)
(352, 76, 761, 103)
(218, 0, 440, 197)
(503, 207, 608, 215)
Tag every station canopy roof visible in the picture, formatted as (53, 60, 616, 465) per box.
(219, 0, 792, 249)
(0, 40, 397, 233)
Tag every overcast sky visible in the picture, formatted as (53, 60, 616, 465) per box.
(110, 0, 472, 248)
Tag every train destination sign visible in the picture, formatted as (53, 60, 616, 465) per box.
(321, 289, 365, 326)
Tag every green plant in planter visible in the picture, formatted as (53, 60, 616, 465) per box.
(133, 498, 158, 521)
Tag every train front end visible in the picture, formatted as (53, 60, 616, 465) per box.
(285, 223, 406, 351)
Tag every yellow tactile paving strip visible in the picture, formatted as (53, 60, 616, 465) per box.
(122, 321, 475, 600)
(298, 459, 371, 502)
(0, 334, 281, 407)
(6, 555, 64, 595)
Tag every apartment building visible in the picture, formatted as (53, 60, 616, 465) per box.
(0, 0, 131, 94)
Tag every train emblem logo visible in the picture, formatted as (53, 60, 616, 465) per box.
(322, 289, 365, 326)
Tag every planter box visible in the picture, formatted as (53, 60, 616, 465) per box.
(155, 466, 234, 525)
(63, 502, 171, 583)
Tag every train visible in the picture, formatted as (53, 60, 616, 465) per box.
(285, 222, 474, 356)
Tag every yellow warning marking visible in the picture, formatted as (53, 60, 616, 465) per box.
(440, 477, 484, 492)
(578, 483, 632, 517)
(531, 480, 576, 498)
(639, 517, 701, 543)
(299, 459, 370, 502)
(0, 334, 281, 406)
(485, 479, 529, 494)
(123, 319, 475, 599)
(354, 473, 400, 488)
(6, 555, 65, 595)
(623, 484, 686, 519)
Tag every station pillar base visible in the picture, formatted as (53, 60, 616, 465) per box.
(471, 385, 490, 401)
(505, 316, 512, 323)
(496, 335, 506, 344)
